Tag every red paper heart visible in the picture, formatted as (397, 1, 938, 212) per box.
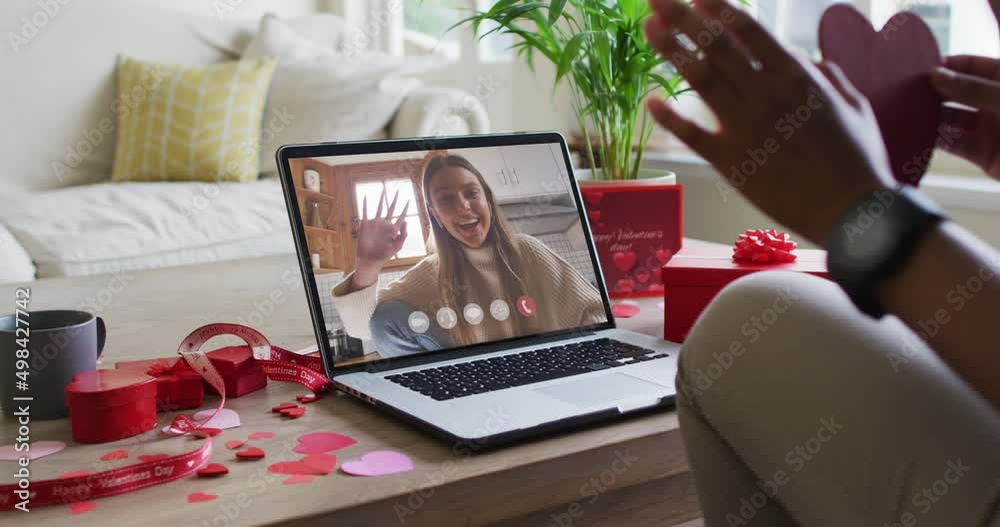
(248, 431, 276, 440)
(612, 251, 637, 272)
(271, 402, 297, 413)
(296, 394, 319, 404)
(100, 449, 128, 461)
(280, 407, 306, 419)
(197, 463, 229, 477)
(225, 440, 245, 450)
(69, 501, 98, 515)
(187, 491, 218, 503)
(283, 474, 315, 485)
(267, 453, 337, 476)
(819, 5, 942, 185)
(612, 304, 641, 318)
(293, 432, 356, 455)
(235, 447, 266, 460)
(137, 454, 168, 463)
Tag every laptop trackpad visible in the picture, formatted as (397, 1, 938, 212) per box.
(535, 373, 668, 408)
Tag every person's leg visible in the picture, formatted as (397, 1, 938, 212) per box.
(677, 271, 1000, 527)
(369, 300, 453, 358)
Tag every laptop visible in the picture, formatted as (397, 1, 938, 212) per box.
(276, 132, 679, 448)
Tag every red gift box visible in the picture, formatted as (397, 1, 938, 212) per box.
(662, 246, 830, 343)
(115, 358, 204, 411)
(205, 346, 268, 397)
(66, 369, 158, 444)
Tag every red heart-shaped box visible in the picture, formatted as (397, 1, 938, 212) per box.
(65, 369, 158, 444)
(819, 5, 942, 185)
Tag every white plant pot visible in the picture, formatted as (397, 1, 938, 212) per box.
(574, 167, 676, 186)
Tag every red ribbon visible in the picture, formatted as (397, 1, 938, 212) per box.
(732, 229, 798, 264)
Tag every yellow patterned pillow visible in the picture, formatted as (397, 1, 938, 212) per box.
(111, 56, 277, 183)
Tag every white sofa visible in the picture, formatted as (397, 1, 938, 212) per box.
(0, 2, 488, 283)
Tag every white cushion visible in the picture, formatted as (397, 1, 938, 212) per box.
(0, 181, 293, 279)
(0, 1, 234, 194)
(190, 14, 363, 57)
(0, 224, 36, 283)
(243, 15, 439, 174)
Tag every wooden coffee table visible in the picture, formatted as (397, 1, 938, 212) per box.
(0, 255, 699, 526)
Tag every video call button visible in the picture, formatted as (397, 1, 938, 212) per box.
(516, 295, 537, 318)
(489, 299, 510, 321)
(408, 311, 430, 334)
(436, 307, 458, 330)
(463, 303, 484, 325)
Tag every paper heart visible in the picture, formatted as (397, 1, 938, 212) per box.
(100, 449, 129, 461)
(187, 491, 218, 503)
(69, 501, 98, 515)
(341, 451, 413, 477)
(197, 463, 229, 478)
(248, 431, 276, 440)
(0, 440, 66, 461)
(283, 474, 314, 485)
(225, 440, 245, 450)
(268, 454, 337, 476)
(634, 267, 651, 284)
(271, 402, 297, 413)
(235, 447, 266, 460)
(280, 406, 306, 419)
(293, 432, 357, 455)
(193, 408, 241, 430)
(819, 4, 942, 185)
(137, 454, 168, 463)
(296, 394, 319, 404)
(612, 251, 638, 273)
(654, 248, 674, 265)
(612, 303, 641, 319)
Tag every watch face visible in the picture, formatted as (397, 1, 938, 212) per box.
(844, 218, 895, 264)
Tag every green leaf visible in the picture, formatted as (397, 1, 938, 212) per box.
(556, 31, 591, 84)
(548, 0, 568, 25)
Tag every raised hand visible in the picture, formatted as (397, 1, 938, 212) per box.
(351, 189, 410, 290)
(644, 0, 895, 245)
(932, 51, 1000, 180)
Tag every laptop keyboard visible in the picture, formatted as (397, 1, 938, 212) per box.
(384, 338, 669, 401)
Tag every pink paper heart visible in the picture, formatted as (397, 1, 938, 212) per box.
(0, 440, 65, 461)
(69, 501, 98, 515)
(612, 251, 637, 272)
(340, 450, 414, 477)
(612, 303, 641, 319)
(819, 5, 942, 185)
(293, 432, 357, 455)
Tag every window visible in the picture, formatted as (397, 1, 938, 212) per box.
(352, 178, 429, 262)
(397, 0, 513, 63)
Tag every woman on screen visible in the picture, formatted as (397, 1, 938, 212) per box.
(331, 154, 606, 358)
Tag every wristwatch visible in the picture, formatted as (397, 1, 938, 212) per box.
(826, 186, 945, 318)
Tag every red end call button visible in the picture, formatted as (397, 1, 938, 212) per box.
(516, 295, 537, 318)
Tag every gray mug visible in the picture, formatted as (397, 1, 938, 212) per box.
(0, 310, 106, 420)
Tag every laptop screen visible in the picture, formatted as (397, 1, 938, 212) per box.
(283, 138, 611, 368)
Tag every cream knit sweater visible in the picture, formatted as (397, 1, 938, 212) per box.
(332, 234, 607, 344)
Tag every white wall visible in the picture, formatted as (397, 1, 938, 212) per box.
(128, 0, 321, 18)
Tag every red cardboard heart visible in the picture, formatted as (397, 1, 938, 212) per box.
(293, 432, 357, 455)
(271, 402, 297, 413)
(69, 501, 98, 515)
(280, 406, 306, 419)
(819, 4, 942, 185)
(235, 447, 266, 460)
(225, 440, 245, 450)
(187, 491, 218, 503)
(267, 454, 337, 476)
(100, 449, 128, 461)
(296, 394, 319, 404)
(197, 463, 229, 478)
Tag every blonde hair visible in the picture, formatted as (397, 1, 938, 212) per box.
(422, 155, 537, 346)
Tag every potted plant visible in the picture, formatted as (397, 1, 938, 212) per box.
(453, 0, 689, 184)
